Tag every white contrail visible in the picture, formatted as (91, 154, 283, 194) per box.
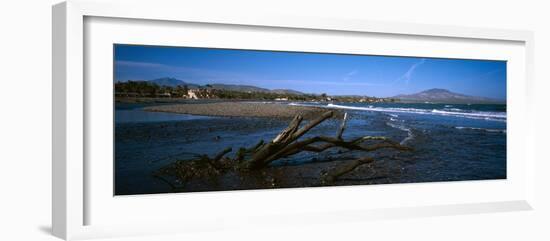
(398, 58, 426, 84)
(343, 69, 358, 81)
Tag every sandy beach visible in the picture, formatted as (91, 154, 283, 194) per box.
(143, 101, 343, 119)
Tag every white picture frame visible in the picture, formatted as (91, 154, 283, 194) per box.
(52, 0, 535, 240)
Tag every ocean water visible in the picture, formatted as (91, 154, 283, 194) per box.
(114, 102, 506, 195)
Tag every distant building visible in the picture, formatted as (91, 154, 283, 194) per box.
(156, 92, 171, 98)
(184, 88, 218, 99)
(185, 89, 199, 99)
(275, 97, 288, 101)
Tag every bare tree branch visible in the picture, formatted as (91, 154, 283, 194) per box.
(265, 135, 406, 163)
(320, 157, 375, 184)
(245, 111, 333, 169)
(213, 147, 232, 162)
(273, 115, 303, 143)
(336, 112, 348, 140)
(289, 111, 333, 142)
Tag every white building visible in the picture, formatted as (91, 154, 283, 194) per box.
(185, 89, 199, 99)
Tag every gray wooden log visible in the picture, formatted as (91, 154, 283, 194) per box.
(321, 157, 375, 184)
(244, 111, 333, 169)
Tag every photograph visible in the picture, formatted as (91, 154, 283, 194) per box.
(114, 44, 507, 195)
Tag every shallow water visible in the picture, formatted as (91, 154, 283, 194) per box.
(114, 102, 506, 195)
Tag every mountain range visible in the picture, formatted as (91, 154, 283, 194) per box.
(148, 77, 200, 89)
(392, 88, 504, 104)
(148, 77, 304, 95)
(142, 78, 502, 103)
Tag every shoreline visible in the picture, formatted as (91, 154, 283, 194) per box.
(143, 101, 343, 119)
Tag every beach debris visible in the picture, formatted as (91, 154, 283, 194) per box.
(154, 111, 412, 190)
(320, 157, 375, 185)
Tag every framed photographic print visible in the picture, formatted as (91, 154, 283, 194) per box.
(53, 0, 535, 240)
(113, 44, 508, 195)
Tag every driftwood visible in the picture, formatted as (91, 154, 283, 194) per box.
(155, 111, 412, 190)
(320, 157, 375, 184)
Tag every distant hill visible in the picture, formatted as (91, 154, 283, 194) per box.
(393, 88, 504, 104)
(209, 84, 270, 93)
(149, 77, 200, 88)
(271, 89, 305, 95)
(146, 77, 304, 95)
(209, 84, 305, 95)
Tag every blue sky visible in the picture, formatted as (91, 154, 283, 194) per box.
(114, 44, 506, 99)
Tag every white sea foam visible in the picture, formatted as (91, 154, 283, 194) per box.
(430, 109, 505, 119)
(455, 126, 506, 133)
(288, 102, 319, 107)
(386, 121, 414, 145)
(444, 108, 463, 112)
(324, 103, 506, 122)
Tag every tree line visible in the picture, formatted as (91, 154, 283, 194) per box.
(115, 81, 189, 97)
(114, 80, 396, 102)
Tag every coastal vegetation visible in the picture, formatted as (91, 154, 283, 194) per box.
(114, 80, 396, 103)
(115, 80, 502, 104)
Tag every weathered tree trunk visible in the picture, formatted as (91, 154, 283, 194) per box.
(243, 111, 333, 169)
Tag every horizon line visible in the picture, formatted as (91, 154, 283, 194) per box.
(115, 77, 505, 100)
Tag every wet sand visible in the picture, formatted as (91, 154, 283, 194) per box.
(143, 101, 343, 119)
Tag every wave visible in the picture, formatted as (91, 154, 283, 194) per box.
(288, 102, 320, 107)
(455, 126, 506, 133)
(324, 103, 506, 122)
(430, 109, 505, 119)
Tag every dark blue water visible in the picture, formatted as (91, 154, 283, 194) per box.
(114, 102, 506, 195)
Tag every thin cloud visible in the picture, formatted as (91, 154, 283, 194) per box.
(115, 61, 383, 91)
(240, 79, 385, 95)
(397, 58, 426, 85)
(256, 79, 384, 87)
(115, 60, 166, 68)
(343, 70, 358, 81)
(114, 60, 250, 82)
